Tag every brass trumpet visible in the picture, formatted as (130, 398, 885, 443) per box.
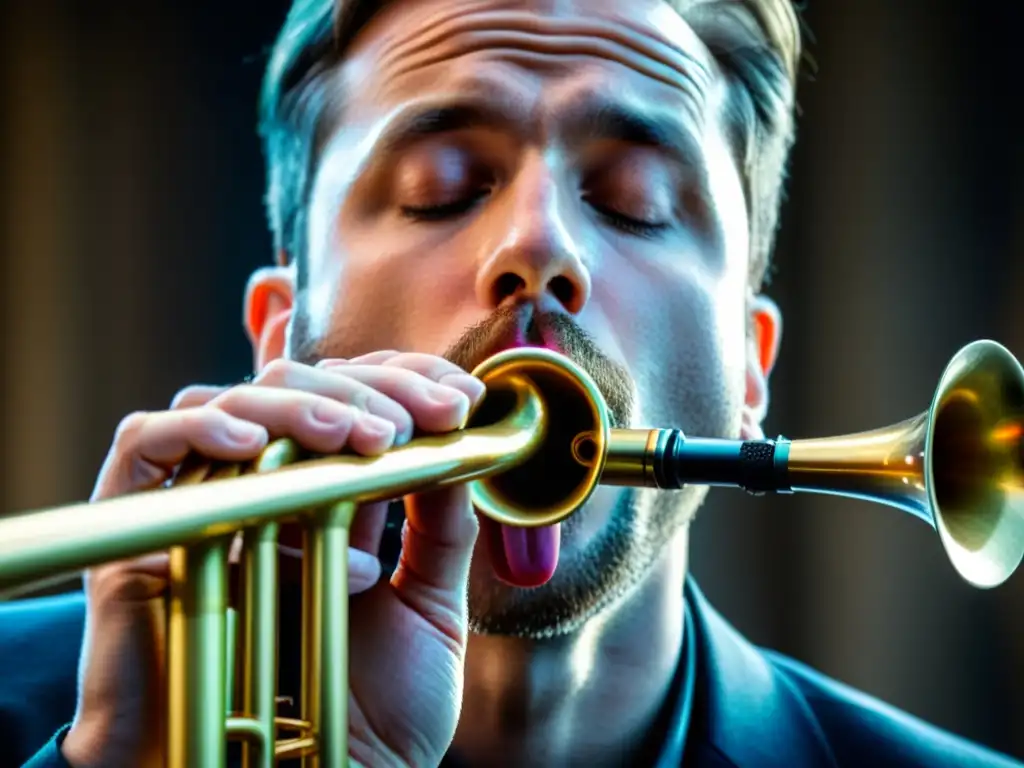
(0, 340, 1022, 768)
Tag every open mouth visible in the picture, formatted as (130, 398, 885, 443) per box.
(455, 307, 572, 589)
(479, 515, 562, 588)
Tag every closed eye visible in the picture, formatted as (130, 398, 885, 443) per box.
(587, 200, 669, 239)
(400, 191, 489, 221)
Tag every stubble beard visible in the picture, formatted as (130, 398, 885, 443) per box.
(465, 484, 709, 639)
(289, 300, 724, 641)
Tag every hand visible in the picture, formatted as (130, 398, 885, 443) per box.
(61, 351, 485, 768)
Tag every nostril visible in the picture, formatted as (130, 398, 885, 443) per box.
(494, 272, 526, 304)
(549, 275, 576, 310)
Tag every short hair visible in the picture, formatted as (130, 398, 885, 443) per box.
(259, 0, 804, 292)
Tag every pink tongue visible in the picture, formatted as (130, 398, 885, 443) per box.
(498, 523, 561, 588)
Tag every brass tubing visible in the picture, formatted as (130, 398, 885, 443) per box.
(239, 523, 279, 768)
(785, 413, 932, 522)
(167, 537, 230, 768)
(225, 716, 265, 741)
(0, 382, 546, 599)
(301, 502, 354, 767)
(573, 428, 662, 487)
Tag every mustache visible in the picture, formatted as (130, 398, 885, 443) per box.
(443, 306, 635, 429)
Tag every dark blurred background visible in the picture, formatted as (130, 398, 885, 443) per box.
(2, 0, 1023, 759)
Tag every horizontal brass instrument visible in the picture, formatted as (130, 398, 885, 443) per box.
(0, 340, 1022, 767)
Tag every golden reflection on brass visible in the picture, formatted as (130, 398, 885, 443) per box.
(784, 340, 1024, 588)
(0, 341, 1021, 766)
(0, 347, 609, 767)
(573, 428, 661, 487)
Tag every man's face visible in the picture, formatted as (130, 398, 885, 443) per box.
(269, 0, 771, 637)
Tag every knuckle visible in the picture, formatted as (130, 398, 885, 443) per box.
(257, 358, 298, 386)
(210, 383, 255, 410)
(345, 387, 373, 413)
(169, 385, 206, 410)
(387, 352, 434, 370)
(388, 352, 458, 377)
(112, 411, 150, 450)
(175, 404, 216, 432)
(102, 574, 153, 604)
(169, 388, 194, 410)
(382, 365, 428, 388)
(89, 564, 142, 602)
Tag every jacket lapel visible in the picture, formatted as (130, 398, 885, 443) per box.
(684, 580, 838, 768)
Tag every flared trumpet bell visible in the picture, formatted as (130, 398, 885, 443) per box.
(576, 339, 1024, 588)
(785, 339, 1024, 588)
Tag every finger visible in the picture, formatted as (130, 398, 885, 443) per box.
(390, 485, 478, 645)
(381, 353, 485, 406)
(89, 552, 171, 603)
(271, 533, 381, 594)
(252, 362, 414, 443)
(274, 358, 481, 435)
(125, 552, 171, 578)
(315, 350, 402, 366)
(349, 501, 389, 555)
(322, 352, 486, 408)
(316, 365, 477, 434)
(229, 533, 244, 564)
(349, 548, 382, 594)
(209, 385, 397, 457)
(171, 384, 230, 410)
(93, 409, 269, 499)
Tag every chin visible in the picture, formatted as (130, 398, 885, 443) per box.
(465, 487, 668, 639)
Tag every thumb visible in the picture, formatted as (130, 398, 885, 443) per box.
(390, 485, 478, 642)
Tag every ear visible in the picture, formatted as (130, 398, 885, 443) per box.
(244, 261, 295, 371)
(741, 294, 782, 440)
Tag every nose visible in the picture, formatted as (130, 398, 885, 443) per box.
(474, 156, 591, 315)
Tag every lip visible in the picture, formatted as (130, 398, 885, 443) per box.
(489, 336, 567, 360)
(461, 306, 570, 373)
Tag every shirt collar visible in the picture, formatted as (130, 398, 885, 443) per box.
(653, 585, 698, 768)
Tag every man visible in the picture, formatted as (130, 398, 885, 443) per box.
(0, 0, 1020, 766)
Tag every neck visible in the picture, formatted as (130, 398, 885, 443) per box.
(450, 527, 690, 767)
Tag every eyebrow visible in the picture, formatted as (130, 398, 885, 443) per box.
(562, 98, 700, 168)
(376, 101, 518, 155)
(373, 94, 701, 168)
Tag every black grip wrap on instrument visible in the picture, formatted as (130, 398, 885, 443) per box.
(652, 430, 792, 494)
(738, 441, 781, 494)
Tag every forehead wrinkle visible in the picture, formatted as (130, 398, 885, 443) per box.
(359, 8, 715, 106)
(371, 2, 474, 75)
(384, 9, 713, 78)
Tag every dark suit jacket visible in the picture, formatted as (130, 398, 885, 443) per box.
(0, 581, 1020, 767)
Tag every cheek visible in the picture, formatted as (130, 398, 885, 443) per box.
(593, 255, 747, 435)
(301, 260, 343, 344)
(304, 226, 488, 357)
(306, 152, 488, 353)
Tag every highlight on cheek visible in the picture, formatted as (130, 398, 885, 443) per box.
(701, 121, 748, 258)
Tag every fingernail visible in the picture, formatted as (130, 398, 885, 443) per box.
(361, 415, 396, 440)
(311, 400, 352, 426)
(225, 420, 265, 446)
(427, 388, 469, 408)
(348, 549, 382, 592)
(439, 373, 486, 405)
(393, 420, 414, 446)
(316, 359, 349, 369)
